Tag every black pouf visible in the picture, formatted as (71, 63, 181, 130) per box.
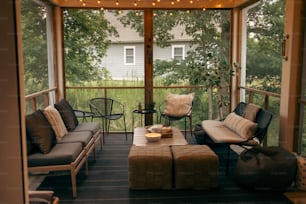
(234, 146, 297, 191)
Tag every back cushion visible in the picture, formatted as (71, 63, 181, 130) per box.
(26, 110, 56, 154)
(43, 106, 68, 141)
(54, 99, 78, 131)
(223, 112, 257, 140)
(164, 93, 195, 117)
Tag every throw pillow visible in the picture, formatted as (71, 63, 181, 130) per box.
(43, 106, 68, 141)
(296, 155, 306, 191)
(223, 112, 257, 140)
(26, 110, 56, 154)
(243, 103, 260, 121)
(163, 93, 195, 117)
(54, 98, 78, 131)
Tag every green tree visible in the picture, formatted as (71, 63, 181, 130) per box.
(246, 0, 285, 92)
(21, 0, 48, 94)
(117, 10, 232, 119)
(64, 9, 119, 84)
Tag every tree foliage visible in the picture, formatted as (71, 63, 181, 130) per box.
(246, 0, 285, 92)
(21, 0, 48, 94)
(64, 9, 119, 83)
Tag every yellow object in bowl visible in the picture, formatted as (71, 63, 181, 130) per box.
(145, 132, 161, 142)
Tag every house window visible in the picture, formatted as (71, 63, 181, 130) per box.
(124, 46, 135, 65)
(172, 45, 185, 60)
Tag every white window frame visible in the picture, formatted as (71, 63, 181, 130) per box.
(172, 45, 185, 60)
(124, 46, 136, 65)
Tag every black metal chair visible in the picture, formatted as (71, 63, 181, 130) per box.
(89, 97, 127, 142)
(202, 102, 273, 175)
(159, 93, 194, 138)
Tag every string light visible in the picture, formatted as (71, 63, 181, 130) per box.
(69, 0, 231, 9)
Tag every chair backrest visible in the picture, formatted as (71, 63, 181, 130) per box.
(89, 98, 114, 117)
(233, 102, 273, 144)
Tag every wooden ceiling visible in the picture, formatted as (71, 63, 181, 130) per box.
(50, 0, 255, 9)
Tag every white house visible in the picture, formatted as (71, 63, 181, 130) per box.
(101, 11, 193, 80)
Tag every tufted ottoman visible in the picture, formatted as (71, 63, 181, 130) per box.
(128, 145, 173, 189)
(171, 145, 219, 189)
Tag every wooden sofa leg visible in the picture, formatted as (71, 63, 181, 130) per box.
(71, 170, 77, 198)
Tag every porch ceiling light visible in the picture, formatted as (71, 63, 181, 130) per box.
(49, 0, 255, 9)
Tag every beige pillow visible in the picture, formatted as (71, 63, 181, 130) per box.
(164, 93, 194, 117)
(223, 112, 257, 140)
(43, 106, 68, 141)
(243, 103, 260, 121)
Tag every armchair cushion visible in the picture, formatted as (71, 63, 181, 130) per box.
(54, 99, 78, 131)
(43, 106, 68, 141)
(164, 93, 194, 117)
(243, 103, 260, 121)
(223, 112, 257, 140)
(26, 110, 56, 154)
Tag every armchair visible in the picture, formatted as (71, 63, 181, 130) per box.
(89, 97, 127, 142)
(159, 93, 194, 138)
(201, 102, 273, 175)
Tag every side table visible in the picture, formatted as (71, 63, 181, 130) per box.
(74, 110, 94, 122)
(132, 109, 158, 131)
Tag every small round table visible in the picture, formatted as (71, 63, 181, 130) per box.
(132, 109, 158, 131)
(74, 110, 94, 122)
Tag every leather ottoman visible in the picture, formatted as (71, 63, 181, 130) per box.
(128, 145, 173, 189)
(171, 145, 219, 189)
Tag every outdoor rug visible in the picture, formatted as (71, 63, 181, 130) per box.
(37, 133, 293, 204)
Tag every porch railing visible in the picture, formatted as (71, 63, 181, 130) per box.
(25, 85, 281, 146)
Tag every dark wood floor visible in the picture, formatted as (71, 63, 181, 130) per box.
(36, 132, 293, 204)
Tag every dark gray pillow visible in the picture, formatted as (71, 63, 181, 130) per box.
(54, 99, 78, 131)
(26, 110, 56, 154)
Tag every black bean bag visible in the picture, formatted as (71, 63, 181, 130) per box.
(234, 146, 297, 191)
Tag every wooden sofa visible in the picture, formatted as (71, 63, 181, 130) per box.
(26, 99, 102, 198)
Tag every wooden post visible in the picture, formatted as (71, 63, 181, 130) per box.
(144, 9, 154, 125)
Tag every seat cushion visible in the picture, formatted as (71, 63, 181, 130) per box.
(27, 142, 83, 167)
(74, 122, 100, 135)
(58, 131, 92, 147)
(202, 120, 248, 143)
(54, 99, 78, 131)
(26, 110, 56, 154)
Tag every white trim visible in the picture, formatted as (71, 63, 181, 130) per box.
(124, 46, 136, 65)
(240, 2, 260, 102)
(172, 45, 185, 60)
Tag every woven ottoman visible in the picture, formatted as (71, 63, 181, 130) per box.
(171, 145, 219, 189)
(128, 145, 173, 189)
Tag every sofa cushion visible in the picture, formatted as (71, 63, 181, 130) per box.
(54, 99, 78, 131)
(59, 131, 92, 147)
(43, 106, 68, 141)
(73, 122, 100, 135)
(163, 93, 194, 117)
(223, 112, 257, 140)
(27, 142, 83, 167)
(26, 110, 56, 154)
(243, 103, 260, 121)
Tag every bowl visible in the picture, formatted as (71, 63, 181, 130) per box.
(148, 124, 163, 133)
(145, 132, 162, 142)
